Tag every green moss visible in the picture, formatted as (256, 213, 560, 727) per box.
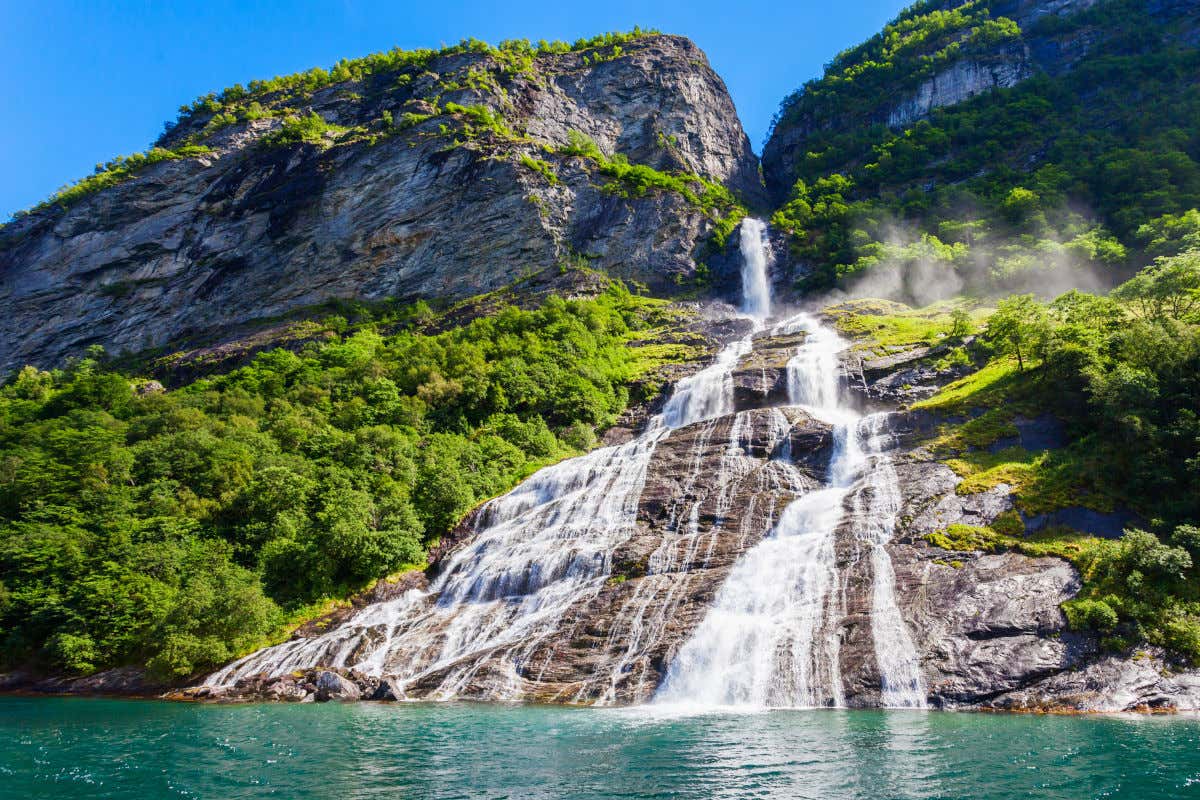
(519, 153, 559, 184)
(925, 523, 1006, 553)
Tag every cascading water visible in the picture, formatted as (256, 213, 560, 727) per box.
(209, 217, 924, 709)
(739, 217, 771, 321)
(655, 236, 926, 710)
(207, 219, 777, 697)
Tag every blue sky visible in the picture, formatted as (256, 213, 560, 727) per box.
(1, 0, 909, 219)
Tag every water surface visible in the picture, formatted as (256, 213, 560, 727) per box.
(4, 698, 1200, 798)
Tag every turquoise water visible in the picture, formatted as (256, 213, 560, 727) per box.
(3, 698, 1200, 798)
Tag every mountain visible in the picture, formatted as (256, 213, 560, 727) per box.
(0, 32, 757, 374)
(762, 0, 1200, 295)
(2, 7, 1200, 712)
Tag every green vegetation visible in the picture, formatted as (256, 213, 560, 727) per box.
(769, 0, 1200, 295)
(261, 112, 351, 147)
(174, 29, 659, 124)
(560, 130, 744, 216)
(15, 145, 213, 216)
(851, 246, 1200, 659)
(440, 102, 517, 141)
(519, 154, 560, 185)
(0, 284, 696, 679)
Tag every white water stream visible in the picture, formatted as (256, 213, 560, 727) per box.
(654, 227, 925, 709)
(208, 218, 924, 708)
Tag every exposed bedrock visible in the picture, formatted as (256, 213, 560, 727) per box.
(0, 35, 761, 374)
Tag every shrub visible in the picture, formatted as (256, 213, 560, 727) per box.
(1063, 598, 1119, 632)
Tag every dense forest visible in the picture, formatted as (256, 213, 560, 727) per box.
(0, 284, 691, 678)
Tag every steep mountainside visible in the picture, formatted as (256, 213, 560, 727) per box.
(2, 12, 1199, 711)
(762, 0, 1200, 295)
(0, 33, 757, 374)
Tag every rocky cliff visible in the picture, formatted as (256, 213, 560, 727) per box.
(0, 34, 759, 374)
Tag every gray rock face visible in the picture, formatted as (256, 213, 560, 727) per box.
(988, 648, 1200, 712)
(839, 338, 976, 407)
(887, 49, 1032, 128)
(315, 669, 362, 701)
(0, 35, 760, 374)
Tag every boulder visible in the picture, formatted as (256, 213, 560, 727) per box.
(314, 670, 362, 702)
(371, 677, 406, 702)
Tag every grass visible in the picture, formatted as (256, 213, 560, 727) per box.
(825, 298, 990, 356)
(519, 153, 559, 184)
(925, 518, 1110, 569)
(911, 358, 1022, 412)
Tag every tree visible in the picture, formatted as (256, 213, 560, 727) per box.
(984, 294, 1051, 371)
(949, 307, 972, 339)
(1112, 249, 1200, 320)
(1000, 187, 1041, 227)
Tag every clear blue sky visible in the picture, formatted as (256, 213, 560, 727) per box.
(1, 0, 909, 219)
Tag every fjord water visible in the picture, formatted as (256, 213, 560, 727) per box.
(6, 697, 1200, 800)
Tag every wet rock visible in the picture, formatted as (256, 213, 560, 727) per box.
(730, 331, 805, 411)
(384, 406, 833, 705)
(266, 679, 310, 703)
(371, 677, 405, 702)
(315, 670, 362, 702)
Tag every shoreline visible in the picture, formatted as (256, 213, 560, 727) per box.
(3, 683, 1196, 717)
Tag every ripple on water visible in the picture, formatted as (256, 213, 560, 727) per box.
(4, 699, 1200, 800)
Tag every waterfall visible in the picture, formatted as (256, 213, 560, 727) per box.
(207, 343, 748, 693)
(656, 253, 926, 709)
(739, 217, 771, 321)
(206, 240, 771, 695)
(854, 416, 926, 708)
(207, 218, 924, 709)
